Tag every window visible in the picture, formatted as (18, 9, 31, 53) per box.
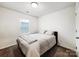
(20, 19, 29, 33)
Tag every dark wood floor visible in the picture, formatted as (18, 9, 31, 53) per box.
(0, 45, 77, 57)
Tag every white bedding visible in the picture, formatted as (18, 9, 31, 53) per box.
(17, 33, 56, 57)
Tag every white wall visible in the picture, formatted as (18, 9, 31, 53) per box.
(0, 7, 38, 49)
(38, 6, 76, 51)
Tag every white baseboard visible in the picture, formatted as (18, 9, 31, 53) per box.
(58, 44, 76, 52)
(0, 40, 17, 49)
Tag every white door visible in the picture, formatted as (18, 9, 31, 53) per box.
(76, 2, 79, 56)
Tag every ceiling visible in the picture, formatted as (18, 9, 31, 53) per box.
(0, 2, 75, 17)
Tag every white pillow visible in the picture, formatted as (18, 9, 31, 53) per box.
(45, 31, 54, 35)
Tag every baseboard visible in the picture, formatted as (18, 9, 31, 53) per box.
(58, 44, 76, 52)
(0, 42, 17, 50)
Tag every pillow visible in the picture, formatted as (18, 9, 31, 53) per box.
(19, 33, 30, 36)
(45, 31, 54, 35)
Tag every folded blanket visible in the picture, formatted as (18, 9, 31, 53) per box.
(18, 35, 37, 44)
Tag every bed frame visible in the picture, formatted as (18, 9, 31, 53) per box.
(17, 31, 58, 57)
(53, 31, 58, 45)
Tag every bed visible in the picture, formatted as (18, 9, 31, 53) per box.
(16, 31, 58, 57)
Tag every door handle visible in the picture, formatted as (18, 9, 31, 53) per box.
(76, 37, 79, 39)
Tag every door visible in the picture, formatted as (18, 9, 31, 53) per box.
(76, 2, 79, 56)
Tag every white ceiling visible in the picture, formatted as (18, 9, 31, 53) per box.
(0, 2, 75, 17)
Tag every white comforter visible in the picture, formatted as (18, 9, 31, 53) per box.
(17, 33, 56, 57)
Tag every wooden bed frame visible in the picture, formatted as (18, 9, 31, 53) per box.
(53, 31, 58, 45)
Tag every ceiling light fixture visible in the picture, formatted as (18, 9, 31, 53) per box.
(31, 2, 38, 8)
